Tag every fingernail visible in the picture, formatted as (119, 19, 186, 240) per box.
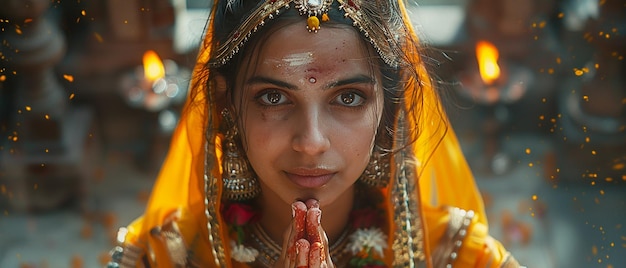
(306, 199, 319, 208)
(292, 203, 296, 218)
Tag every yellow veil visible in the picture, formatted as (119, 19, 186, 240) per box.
(119, 0, 509, 267)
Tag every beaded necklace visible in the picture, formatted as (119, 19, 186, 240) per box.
(248, 221, 351, 267)
(222, 183, 388, 267)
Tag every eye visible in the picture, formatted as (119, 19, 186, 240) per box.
(257, 90, 288, 105)
(334, 91, 365, 107)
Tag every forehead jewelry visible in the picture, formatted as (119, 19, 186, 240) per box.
(294, 0, 333, 32)
(309, 77, 317, 83)
(211, 0, 401, 68)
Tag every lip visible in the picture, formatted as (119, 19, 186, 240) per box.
(285, 168, 336, 189)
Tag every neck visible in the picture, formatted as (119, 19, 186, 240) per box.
(257, 187, 355, 247)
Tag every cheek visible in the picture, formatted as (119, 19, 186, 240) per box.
(241, 119, 285, 159)
(335, 112, 380, 156)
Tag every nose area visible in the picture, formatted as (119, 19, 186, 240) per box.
(291, 109, 330, 155)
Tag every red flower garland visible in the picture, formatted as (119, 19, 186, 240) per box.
(222, 203, 259, 244)
(223, 203, 259, 226)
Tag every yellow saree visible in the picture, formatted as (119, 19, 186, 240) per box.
(109, 1, 522, 267)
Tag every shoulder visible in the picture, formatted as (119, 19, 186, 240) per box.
(425, 206, 524, 268)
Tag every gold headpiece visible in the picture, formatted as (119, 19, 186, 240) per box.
(211, 0, 403, 68)
(295, 0, 333, 32)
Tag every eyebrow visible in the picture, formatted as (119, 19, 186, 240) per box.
(324, 74, 375, 89)
(245, 74, 375, 91)
(245, 76, 298, 90)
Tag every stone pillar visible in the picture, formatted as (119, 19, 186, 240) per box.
(1, 0, 67, 150)
(0, 0, 95, 211)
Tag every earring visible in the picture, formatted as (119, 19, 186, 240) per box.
(221, 109, 260, 201)
(358, 147, 390, 188)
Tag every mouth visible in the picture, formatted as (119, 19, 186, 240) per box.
(285, 169, 336, 189)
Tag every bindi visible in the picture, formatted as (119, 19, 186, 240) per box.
(308, 77, 317, 83)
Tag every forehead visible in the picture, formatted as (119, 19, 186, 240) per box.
(250, 23, 375, 76)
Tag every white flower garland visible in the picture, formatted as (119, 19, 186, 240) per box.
(230, 240, 259, 263)
(346, 227, 388, 257)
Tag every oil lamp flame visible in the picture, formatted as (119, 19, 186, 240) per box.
(143, 50, 165, 82)
(476, 41, 501, 85)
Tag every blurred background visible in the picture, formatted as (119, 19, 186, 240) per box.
(0, 0, 624, 267)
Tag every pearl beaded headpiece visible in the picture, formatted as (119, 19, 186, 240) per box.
(211, 0, 403, 68)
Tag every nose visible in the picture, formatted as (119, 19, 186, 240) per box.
(291, 109, 330, 156)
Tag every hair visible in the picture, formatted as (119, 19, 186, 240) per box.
(194, 0, 445, 158)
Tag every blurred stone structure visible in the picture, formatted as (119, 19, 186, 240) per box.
(0, 0, 95, 211)
(556, 0, 626, 182)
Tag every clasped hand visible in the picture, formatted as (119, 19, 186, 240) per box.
(277, 199, 334, 268)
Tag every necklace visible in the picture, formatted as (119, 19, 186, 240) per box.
(248, 222, 351, 267)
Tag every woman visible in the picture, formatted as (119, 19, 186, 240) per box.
(108, 0, 523, 267)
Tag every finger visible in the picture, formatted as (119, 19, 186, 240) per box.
(321, 230, 333, 267)
(305, 199, 319, 209)
(308, 241, 325, 268)
(295, 239, 310, 268)
(315, 225, 333, 268)
(306, 207, 322, 244)
(306, 206, 333, 267)
(280, 201, 308, 267)
(293, 201, 308, 241)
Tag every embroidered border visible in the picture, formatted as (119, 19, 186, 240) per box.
(205, 134, 228, 266)
(107, 227, 145, 268)
(390, 110, 425, 267)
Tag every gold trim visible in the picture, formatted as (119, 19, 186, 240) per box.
(205, 139, 228, 267)
(295, 0, 333, 16)
(210, 0, 401, 67)
(390, 110, 425, 267)
(108, 242, 144, 268)
(337, 0, 401, 67)
(212, 0, 292, 66)
(431, 207, 475, 267)
(156, 214, 190, 266)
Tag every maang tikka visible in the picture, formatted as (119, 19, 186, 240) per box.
(221, 109, 261, 200)
(211, 0, 401, 68)
(358, 146, 390, 188)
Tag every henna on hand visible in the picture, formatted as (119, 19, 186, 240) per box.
(293, 201, 307, 241)
(295, 239, 310, 267)
(306, 207, 322, 244)
(308, 241, 326, 267)
(281, 201, 308, 267)
(305, 199, 333, 268)
(280, 199, 334, 267)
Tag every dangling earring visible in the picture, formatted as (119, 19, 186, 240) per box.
(221, 109, 260, 200)
(358, 146, 390, 188)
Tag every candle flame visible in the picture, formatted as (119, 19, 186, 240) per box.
(476, 41, 501, 85)
(143, 50, 165, 82)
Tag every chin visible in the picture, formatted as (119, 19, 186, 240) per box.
(281, 190, 331, 207)
(265, 180, 354, 208)
(302, 189, 348, 208)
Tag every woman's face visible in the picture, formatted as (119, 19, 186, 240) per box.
(233, 22, 384, 208)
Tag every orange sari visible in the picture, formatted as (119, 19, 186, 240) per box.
(111, 1, 522, 267)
